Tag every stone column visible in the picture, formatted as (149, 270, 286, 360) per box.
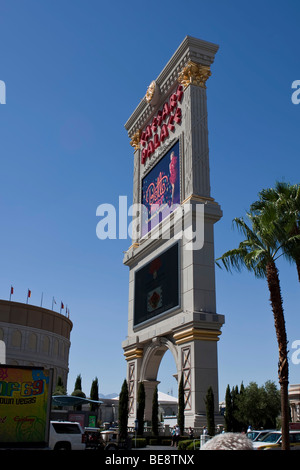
(124, 346, 143, 427)
(173, 324, 223, 428)
(143, 379, 160, 423)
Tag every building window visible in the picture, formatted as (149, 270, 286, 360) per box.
(28, 333, 37, 351)
(11, 330, 22, 348)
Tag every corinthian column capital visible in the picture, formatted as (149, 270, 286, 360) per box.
(178, 61, 211, 89)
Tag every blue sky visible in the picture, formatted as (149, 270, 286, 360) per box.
(0, 0, 299, 402)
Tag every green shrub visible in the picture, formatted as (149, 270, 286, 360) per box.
(162, 439, 172, 446)
(186, 440, 200, 450)
(149, 438, 158, 445)
(132, 438, 147, 448)
(178, 439, 192, 450)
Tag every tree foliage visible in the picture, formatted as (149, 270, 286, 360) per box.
(250, 182, 300, 281)
(71, 374, 86, 410)
(119, 379, 128, 440)
(224, 381, 281, 431)
(216, 182, 300, 450)
(205, 386, 215, 436)
(73, 374, 83, 392)
(178, 375, 185, 436)
(224, 385, 233, 432)
(53, 376, 66, 396)
(137, 382, 145, 436)
(151, 386, 159, 436)
(90, 377, 99, 411)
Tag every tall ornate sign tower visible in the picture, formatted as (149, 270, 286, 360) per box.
(123, 36, 225, 428)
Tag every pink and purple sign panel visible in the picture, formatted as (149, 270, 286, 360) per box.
(141, 141, 180, 237)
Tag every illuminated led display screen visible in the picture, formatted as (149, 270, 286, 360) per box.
(134, 243, 179, 326)
(141, 141, 180, 237)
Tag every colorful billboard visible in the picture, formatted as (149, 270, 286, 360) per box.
(134, 243, 179, 326)
(141, 140, 180, 237)
(0, 366, 53, 447)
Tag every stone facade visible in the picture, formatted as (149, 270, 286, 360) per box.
(0, 299, 72, 387)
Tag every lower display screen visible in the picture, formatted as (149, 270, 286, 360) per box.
(134, 243, 179, 326)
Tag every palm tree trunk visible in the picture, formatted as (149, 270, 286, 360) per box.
(296, 261, 300, 283)
(266, 261, 290, 451)
(293, 226, 300, 282)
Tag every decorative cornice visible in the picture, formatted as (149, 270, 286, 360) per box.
(125, 36, 219, 137)
(181, 193, 215, 205)
(124, 347, 144, 361)
(173, 327, 222, 345)
(178, 61, 211, 89)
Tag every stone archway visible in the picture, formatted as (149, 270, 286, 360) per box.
(139, 337, 178, 421)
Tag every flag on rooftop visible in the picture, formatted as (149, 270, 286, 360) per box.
(27, 289, 31, 304)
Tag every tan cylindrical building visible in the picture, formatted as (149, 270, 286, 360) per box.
(0, 300, 72, 387)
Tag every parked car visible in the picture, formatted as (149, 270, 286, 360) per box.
(100, 430, 120, 450)
(84, 427, 102, 449)
(83, 427, 131, 450)
(246, 430, 275, 442)
(83, 427, 118, 450)
(252, 430, 300, 450)
(100, 429, 132, 450)
(49, 421, 86, 450)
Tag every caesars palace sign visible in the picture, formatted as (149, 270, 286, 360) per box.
(139, 83, 184, 165)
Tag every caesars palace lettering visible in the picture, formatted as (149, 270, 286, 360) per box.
(140, 84, 183, 164)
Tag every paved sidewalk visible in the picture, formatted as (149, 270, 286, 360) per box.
(132, 445, 178, 450)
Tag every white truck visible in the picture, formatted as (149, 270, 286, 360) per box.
(49, 421, 86, 450)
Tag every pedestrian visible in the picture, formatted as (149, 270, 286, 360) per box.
(188, 427, 194, 439)
(203, 426, 208, 435)
(174, 424, 180, 447)
(171, 426, 176, 447)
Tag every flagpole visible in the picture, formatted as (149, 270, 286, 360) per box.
(40, 292, 43, 307)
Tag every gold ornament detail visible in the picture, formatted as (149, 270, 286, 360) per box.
(146, 80, 156, 103)
(178, 61, 211, 89)
(130, 129, 141, 150)
(173, 327, 222, 345)
(124, 347, 143, 361)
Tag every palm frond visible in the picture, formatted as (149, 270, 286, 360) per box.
(232, 217, 263, 249)
(217, 181, 300, 280)
(215, 247, 249, 273)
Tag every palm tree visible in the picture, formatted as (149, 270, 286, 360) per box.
(250, 182, 300, 281)
(216, 212, 298, 450)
